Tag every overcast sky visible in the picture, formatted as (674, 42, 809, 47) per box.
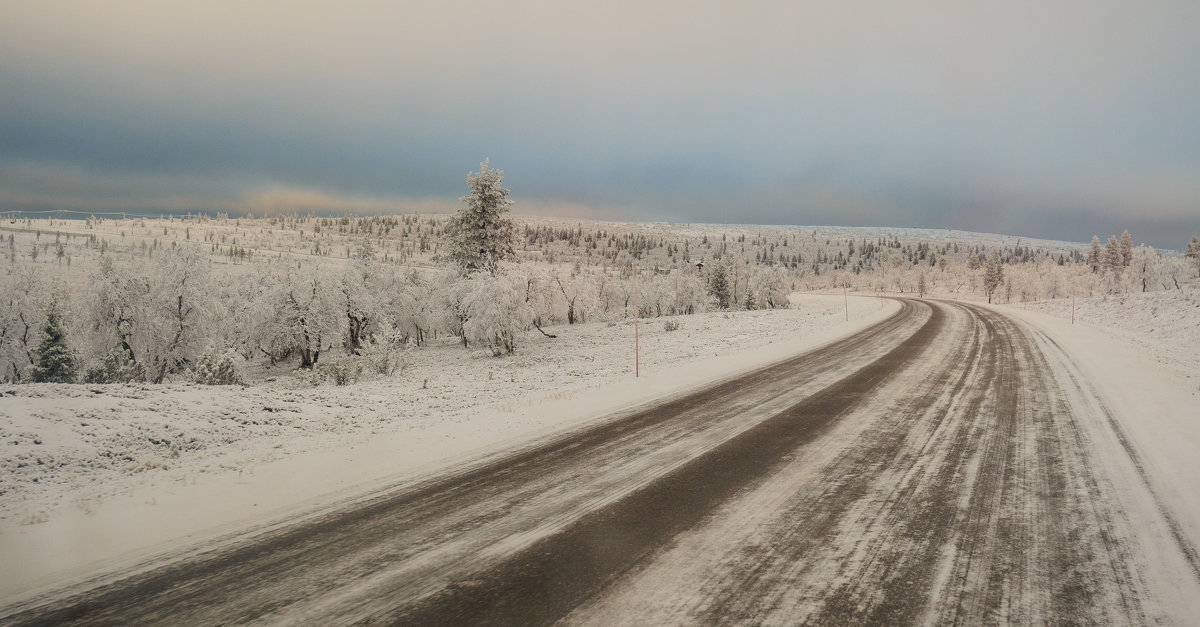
(2, 1, 1198, 247)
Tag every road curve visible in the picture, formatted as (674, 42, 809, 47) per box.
(4, 299, 1199, 625)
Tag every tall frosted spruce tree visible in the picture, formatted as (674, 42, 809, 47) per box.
(983, 252, 1005, 304)
(32, 299, 76, 383)
(1186, 235, 1200, 276)
(447, 159, 516, 276)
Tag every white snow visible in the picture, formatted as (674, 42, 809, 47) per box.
(1015, 289, 1200, 375)
(995, 297, 1200, 561)
(0, 293, 896, 602)
(4, 278, 1197, 612)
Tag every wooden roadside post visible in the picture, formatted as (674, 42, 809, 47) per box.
(844, 284, 849, 321)
(634, 264, 639, 377)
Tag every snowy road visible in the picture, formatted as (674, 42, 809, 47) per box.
(6, 299, 1200, 625)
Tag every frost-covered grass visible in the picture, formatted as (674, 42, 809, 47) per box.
(1014, 288, 1200, 376)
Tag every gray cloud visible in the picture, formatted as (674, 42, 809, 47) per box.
(1, 0, 1198, 247)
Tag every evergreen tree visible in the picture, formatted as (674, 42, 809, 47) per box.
(709, 262, 731, 309)
(1187, 235, 1200, 260)
(743, 288, 757, 311)
(1105, 235, 1123, 273)
(32, 301, 76, 383)
(1186, 235, 1200, 277)
(983, 253, 1004, 304)
(446, 159, 516, 275)
(1088, 235, 1102, 272)
(1119, 229, 1133, 266)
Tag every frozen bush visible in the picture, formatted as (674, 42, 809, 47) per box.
(320, 357, 363, 386)
(362, 334, 406, 376)
(83, 349, 145, 384)
(192, 349, 244, 386)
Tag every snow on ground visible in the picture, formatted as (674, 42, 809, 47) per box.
(1015, 288, 1200, 376)
(0, 294, 896, 601)
(994, 300, 1200, 593)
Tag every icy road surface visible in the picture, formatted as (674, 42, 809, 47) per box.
(5, 299, 1200, 625)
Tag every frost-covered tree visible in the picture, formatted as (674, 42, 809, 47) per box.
(592, 271, 626, 318)
(708, 261, 731, 309)
(983, 253, 1004, 303)
(1088, 236, 1102, 272)
(446, 159, 516, 275)
(744, 266, 790, 309)
(668, 269, 713, 314)
(355, 236, 377, 261)
(85, 256, 151, 380)
(1119, 229, 1133, 267)
(388, 269, 434, 346)
(460, 271, 532, 356)
(236, 264, 294, 365)
(145, 248, 213, 383)
(74, 251, 211, 383)
(1129, 245, 1160, 293)
(1160, 255, 1190, 289)
(1186, 235, 1200, 277)
(1105, 235, 1123, 274)
(519, 267, 560, 329)
(276, 264, 344, 368)
(339, 260, 390, 354)
(551, 270, 583, 325)
(436, 273, 473, 347)
(31, 298, 75, 383)
(0, 265, 47, 382)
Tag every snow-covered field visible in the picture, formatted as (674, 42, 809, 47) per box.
(0, 293, 895, 599)
(1012, 288, 1200, 376)
(2, 210, 1198, 614)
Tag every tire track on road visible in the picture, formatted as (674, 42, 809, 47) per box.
(389, 302, 944, 625)
(570, 301, 1166, 625)
(567, 301, 987, 624)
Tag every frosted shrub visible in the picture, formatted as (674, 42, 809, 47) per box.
(193, 349, 243, 386)
(83, 349, 145, 384)
(320, 357, 363, 386)
(362, 334, 405, 376)
(663, 320, 680, 332)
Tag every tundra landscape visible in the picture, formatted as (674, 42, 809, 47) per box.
(3, 1, 1200, 624)
(2, 201, 1199, 623)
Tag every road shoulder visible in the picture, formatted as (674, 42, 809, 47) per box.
(985, 302, 1200, 617)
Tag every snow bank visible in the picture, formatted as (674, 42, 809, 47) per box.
(0, 294, 896, 602)
(995, 300, 1200, 587)
(1018, 288, 1200, 375)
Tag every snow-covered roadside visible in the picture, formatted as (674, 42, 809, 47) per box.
(1018, 289, 1200, 375)
(992, 302, 1200, 583)
(0, 294, 897, 602)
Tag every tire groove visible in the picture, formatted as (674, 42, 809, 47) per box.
(389, 302, 944, 625)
